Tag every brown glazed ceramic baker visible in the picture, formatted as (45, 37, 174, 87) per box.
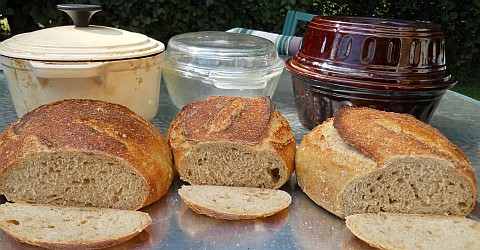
(286, 16, 457, 130)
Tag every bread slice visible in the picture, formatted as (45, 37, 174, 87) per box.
(0, 202, 152, 249)
(0, 99, 173, 210)
(167, 96, 296, 189)
(178, 185, 292, 220)
(346, 212, 480, 250)
(295, 107, 477, 218)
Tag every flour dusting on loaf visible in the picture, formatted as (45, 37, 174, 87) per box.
(296, 107, 477, 218)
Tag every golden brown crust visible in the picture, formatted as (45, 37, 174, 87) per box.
(179, 96, 272, 145)
(296, 118, 376, 218)
(0, 99, 173, 209)
(7, 230, 144, 250)
(180, 198, 252, 220)
(333, 106, 476, 193)
(263, 111, 296, 187)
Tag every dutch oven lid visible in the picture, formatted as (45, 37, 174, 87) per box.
(0, 4, 165, 61)
(286, 16, 456, 89)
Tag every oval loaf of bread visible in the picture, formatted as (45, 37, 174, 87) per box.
(167, 96, 296, 189)
(0, 99, 173, 210)
(296, 107, 477, 219)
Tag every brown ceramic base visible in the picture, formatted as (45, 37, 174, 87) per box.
(291, 74, 448, 130)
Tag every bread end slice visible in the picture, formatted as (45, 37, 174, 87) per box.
(0, 202, 152, 249)
(178, 185, 291, 220)
(346, 212, 480, 250)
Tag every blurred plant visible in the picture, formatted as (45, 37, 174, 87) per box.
(386, 0, 480, 72)
(0, 0, 300, 44)
(307, 0, 480, 72)
(0, 0, 478, 72)
(0, 0, 64, 34)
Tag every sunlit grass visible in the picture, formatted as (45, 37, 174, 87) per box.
(451, 83, 480, 101)
(450, 65, 480, 101)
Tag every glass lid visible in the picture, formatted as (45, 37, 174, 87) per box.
(163, 31, 283, 73)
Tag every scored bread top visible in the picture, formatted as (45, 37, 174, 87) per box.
(333, 107, 475, 182)
(179, 96, 272, 145)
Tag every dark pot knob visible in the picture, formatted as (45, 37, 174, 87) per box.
(57, 4, 101, 27)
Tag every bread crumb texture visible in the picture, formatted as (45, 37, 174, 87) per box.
(0, 202, 151, 249)
(178, 185, 291, 220)
(181, 142, 283, 188)
(0, 152, 145, 210)
(346, 213, 480, 250)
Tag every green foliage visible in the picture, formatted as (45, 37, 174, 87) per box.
(0, 0, 299, 44)
(304, 0, 480, 99)
(0, 0, 64, 33)
(387, 0, 480, 72)
(0, 0, 479, 74)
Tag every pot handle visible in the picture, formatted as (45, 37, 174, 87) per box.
(29, 61, 107, 86)
(57, 4, 101, 27)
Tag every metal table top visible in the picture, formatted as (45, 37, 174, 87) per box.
(0, 67, 479, 249)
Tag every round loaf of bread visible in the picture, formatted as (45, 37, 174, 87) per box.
(167, 96, 296, 189)
(296, 107, 477, 219)
(0, 99, 173, 210)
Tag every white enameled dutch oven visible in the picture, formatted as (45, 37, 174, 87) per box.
(0, 4, 165, 121)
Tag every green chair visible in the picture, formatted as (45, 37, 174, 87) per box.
(282, 10, 317, 36)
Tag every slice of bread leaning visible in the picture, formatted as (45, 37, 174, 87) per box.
(346, 212, 480, 250)
(167, 96, 296, 189)
(0, 202, 152, 249)
(0, 99, 173, 210)
(295, 107, 477, 218)
(178, 185, 292, 220)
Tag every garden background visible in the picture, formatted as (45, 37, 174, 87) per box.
(1, 0, 479, 100)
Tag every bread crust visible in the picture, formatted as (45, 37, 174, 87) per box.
(179, 95, 272, 144)
(333, 107, 473, 174)
(296, 107, 477, 218)
(167, 96, 295, 189)
(0, 99, 173, 210)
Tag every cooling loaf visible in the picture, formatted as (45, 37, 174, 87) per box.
(178, 185, 292, 220)
(0, 99, 173, 210)
(295, 107, 477, 219)
(167, 96, 296, 189)
(0, 202, 152, 249)
(345, 212, 480, 250)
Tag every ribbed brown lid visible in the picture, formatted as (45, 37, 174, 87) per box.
(286, 16, 456, 89)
